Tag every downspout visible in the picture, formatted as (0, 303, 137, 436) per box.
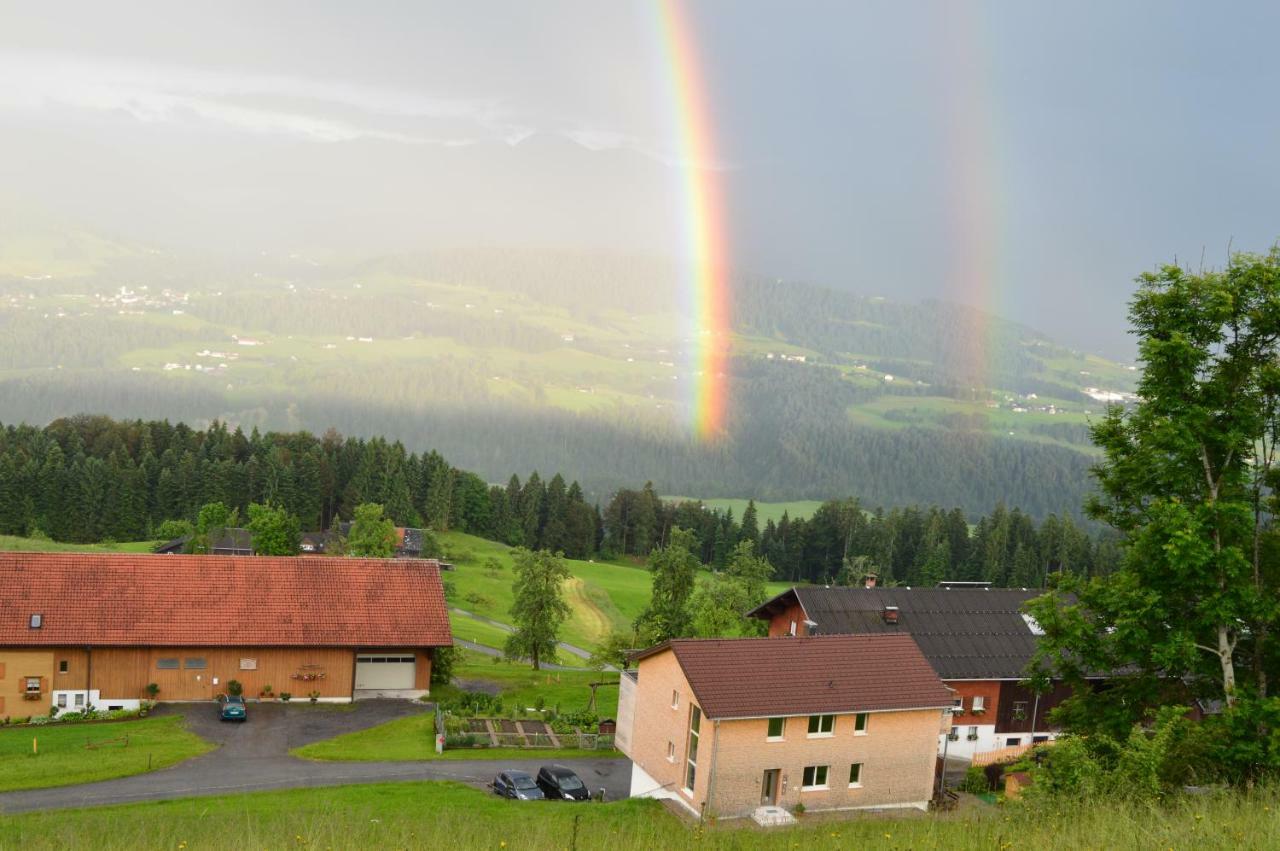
(702, 719, 721, 821)
(1029, 692, 1041, 742)
(85, 645, 92, 710)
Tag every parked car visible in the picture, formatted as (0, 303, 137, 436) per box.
(218, 694, 248, 722)
(536, 765, 590, 801)
(492, 770, 545, 800)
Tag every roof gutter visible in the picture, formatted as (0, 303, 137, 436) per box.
(707, 703, 955, 722)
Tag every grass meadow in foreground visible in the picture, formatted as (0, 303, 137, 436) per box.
(3, 781, 1279, 850)
(0, 715, 212, 792)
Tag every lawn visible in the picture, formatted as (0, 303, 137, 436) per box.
(0, 536, 159, 553)
(1, 781, 1277, 850)
(294, 650, 619, 762)
(449, 611, 516, 649)
(291, 713, 611, 762)
(0, 715, 212, 792)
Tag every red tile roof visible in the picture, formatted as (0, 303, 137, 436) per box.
(635, 634, 951, 719)
(0, 552, 451, 647)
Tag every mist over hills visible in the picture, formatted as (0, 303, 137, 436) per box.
(0, 228, 1135, 518)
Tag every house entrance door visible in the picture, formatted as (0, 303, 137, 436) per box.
(761, 769, 780, 806)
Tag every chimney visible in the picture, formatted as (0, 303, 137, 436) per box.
(882, 605, 899, 625)
(863, 573, 878, 589)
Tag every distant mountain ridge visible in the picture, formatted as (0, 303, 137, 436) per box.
(0, 235, 1133, 518)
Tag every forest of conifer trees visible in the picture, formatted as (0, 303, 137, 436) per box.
(0, 414, 1119, 586)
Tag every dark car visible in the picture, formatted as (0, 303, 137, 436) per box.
(492, 770, 545, 800)
(218, 694, 247, 722)
(536, 765, 590, 801)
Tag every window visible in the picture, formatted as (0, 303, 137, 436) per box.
(952, 697, 965, 713)
(25, 677, 40, 694)
(74, 693, 84, 707)
(1006, 737, 1021, 747)
(56, 694, 67, 708)
(1012, 700, 1028, 720)
(184, 658, 207, 670)
(671, 690, 679, 709)
(807, 714, 835, 736)
(854, 712, 869, 734)
(766, 717, 785, 740)
(58, 660, 69, 674)
(667, 741, 675, 762)
(1033, 735, 1050, 744)
(947, 729, 959, 741)
(107, 705, 122, 711)
(967, 725, 979, 741)
(29, 613, 42, 629)
(848, 763, 863, 787)
(972, 695, 985, 712)
(789, 620, 797, 636)
(684, 706, 701, 793)
(801, 765, 829, 790)
(156, 658, 180, 670)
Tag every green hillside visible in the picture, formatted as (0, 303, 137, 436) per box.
(0, 245, 1132, 517)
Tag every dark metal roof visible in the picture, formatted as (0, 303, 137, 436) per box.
(750, 586, 1047, 680)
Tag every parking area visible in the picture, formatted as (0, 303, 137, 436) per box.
(0, 700, 631, 814)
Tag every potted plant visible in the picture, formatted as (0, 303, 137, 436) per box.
(309, 690, 320, 704)
(260, 684, 274, 700)
(279, 692, 292, 703)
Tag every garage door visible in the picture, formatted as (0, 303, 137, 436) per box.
(354, 654, 416, 690)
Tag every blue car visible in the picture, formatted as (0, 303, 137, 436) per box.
(218, 694, 247, 722)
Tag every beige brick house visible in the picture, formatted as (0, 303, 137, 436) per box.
(616, 634, 953, 820)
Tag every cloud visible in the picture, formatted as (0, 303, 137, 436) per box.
(560, 126, 735, 171)
(0, 49, 531, 147)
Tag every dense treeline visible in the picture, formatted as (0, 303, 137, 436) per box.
(0, 369, 1097, 520)
(0, 414, 1116, 585)
(602, 485, 1120, 586)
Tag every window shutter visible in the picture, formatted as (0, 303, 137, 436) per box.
(0, 661, 6, 679)
(40, 677, 49, 693)
(0, 696, 5, 714)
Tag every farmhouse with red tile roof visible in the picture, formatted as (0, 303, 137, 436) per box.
(0, 553, 451, 715)
(616, 634, 952, 820)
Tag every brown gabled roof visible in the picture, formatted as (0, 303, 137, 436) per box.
(635, 634, 951, 720)
(0, 552, 452, 647)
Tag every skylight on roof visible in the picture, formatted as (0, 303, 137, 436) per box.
(29, 613, 43, 629)
(1021, 613, 1044, 636)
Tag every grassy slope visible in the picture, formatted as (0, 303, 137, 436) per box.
(441, 531, 792, 654)
(661, 497, 824, 525)
(0, 716, 212, 792)
(1, 781, 1275, 850)
(0, 536, 159, 553)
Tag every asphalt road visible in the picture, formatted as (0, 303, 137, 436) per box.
(0, 701, 631, 814)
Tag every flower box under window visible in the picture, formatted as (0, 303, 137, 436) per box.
(23, 692, 41, 701)
(966, 733, 980, 741)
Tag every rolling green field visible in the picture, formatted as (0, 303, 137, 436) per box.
(661, 497, 824, 525)
(0, 781, 1275, 850)
(0, 536, 159, 553)
(440, 530, 791, 654)
(0, 715, 212, 792)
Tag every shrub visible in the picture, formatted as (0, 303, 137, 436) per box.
(959, 765, 989, 794)
(30, 715, 51, 726)
(226, 679, 243, 697)
(261, 684, 274, 696)
(145, 683, 160, 698)
(793, 802, 805, 815)
(279, 692, 292, 702)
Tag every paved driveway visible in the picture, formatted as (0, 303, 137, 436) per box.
(0, 701, 631, 814)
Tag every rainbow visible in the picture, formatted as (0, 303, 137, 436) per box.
(656, 0, 730, 438)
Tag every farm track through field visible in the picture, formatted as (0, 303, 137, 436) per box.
(563, 577, 612, 647)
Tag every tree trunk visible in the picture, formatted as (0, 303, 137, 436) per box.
(1218, 624, 1237, 708)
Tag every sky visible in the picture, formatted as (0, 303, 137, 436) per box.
(1, 0, 1278, 356)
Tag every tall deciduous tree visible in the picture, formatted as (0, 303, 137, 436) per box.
(1030, 249, 1280, 734)
(245, 502, 301, 556)
(348, 502, 396, 558)
(635, 527, 701, 643)
(504, 548, 571, 670)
